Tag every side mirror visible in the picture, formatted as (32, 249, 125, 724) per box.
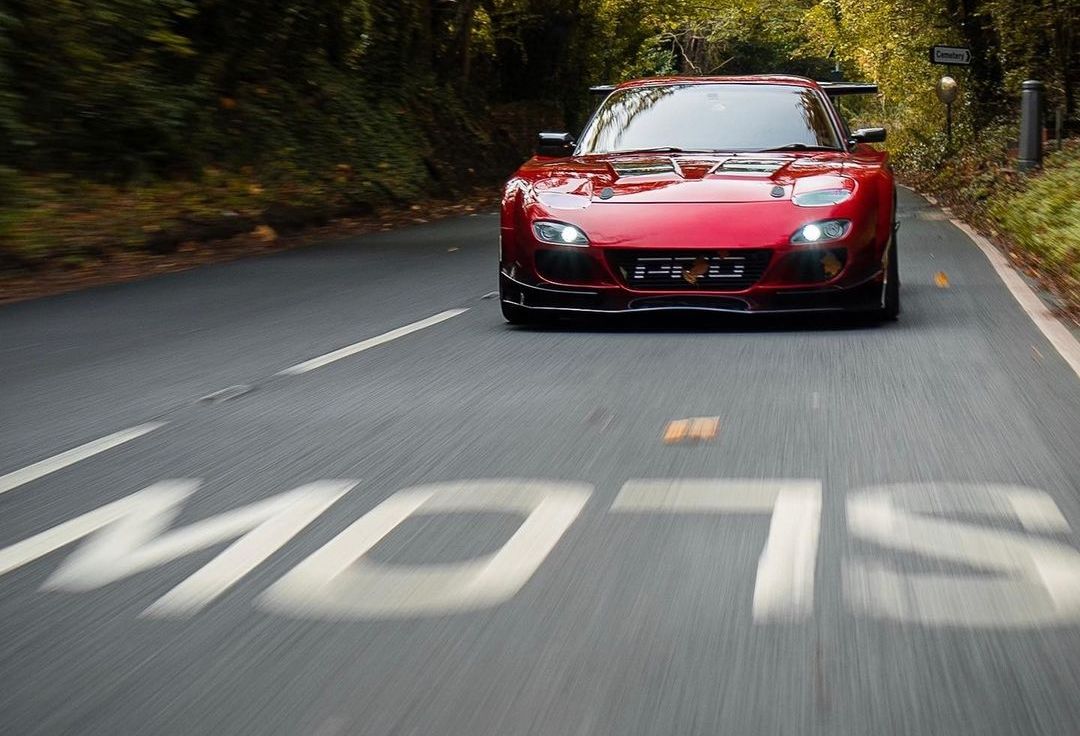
(537, 131, 575, 158)
(850, 127, 887, 144)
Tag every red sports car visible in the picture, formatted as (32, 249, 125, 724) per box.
(499, 75, 898, 323)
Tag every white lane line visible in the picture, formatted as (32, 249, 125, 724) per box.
(277, 308, 469, 376)
(906, 186, 1080, 380)
(0, 422, 167, 495)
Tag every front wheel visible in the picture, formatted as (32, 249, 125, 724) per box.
(879, 235, 901, 321)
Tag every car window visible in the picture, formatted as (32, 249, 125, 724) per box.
(577, 83, 842, 154)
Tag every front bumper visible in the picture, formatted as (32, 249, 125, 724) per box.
(500, 269, 886, 315)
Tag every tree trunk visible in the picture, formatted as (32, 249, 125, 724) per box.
(452, 0, 477, 88)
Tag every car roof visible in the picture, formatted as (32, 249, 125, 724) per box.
(614, 75, 819, 91)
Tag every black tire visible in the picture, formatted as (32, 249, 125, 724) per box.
(879, 234, 901, 321)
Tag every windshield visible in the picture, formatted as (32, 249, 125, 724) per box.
(576, 83, 843, 154)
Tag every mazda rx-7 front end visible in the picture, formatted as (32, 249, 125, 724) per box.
(498, 75, 898, 324)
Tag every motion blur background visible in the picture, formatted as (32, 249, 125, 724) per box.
(0, 0, 1077, 307)
(2, 3, 1080, 736)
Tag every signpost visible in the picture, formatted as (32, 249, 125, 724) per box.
(930, 46, 971, 66)
(929, 46, 968, 144)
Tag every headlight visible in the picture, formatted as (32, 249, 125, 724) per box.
(792, 188, 855, 207)
(533, 221, 589, 246)
(791, 219, 850, 245)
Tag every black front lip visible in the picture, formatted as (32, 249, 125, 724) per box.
(500, 270, 884, 314)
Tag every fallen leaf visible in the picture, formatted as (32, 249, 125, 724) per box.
(663, 420, 688, 444)
(663, 417, 719, 444)
(934, 271, 950, 288)
(252, 224, 277, 242)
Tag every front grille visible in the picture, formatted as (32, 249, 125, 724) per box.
(606, 249, 771, 291)
(629, 295, 748, 311)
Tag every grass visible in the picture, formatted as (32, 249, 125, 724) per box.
(990, 145, 1080, 285)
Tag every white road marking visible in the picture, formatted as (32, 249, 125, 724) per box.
(752, 485, 823, 622)
(845, 483, 1080, 627)
(199, 384, 253, 403)
(0, 423, 166, 496)
(0, 480, 355, 617)
(1007, 488, 1072, 533)
(904, 185, 1080, 380)
(260, 480, 590, 618)
(277, 309, 469, 375)
(611, 479, 822, 622)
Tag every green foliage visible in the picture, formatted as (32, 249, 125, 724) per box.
(0, 0, 1076, 288)
(992, 145, 1080, 282)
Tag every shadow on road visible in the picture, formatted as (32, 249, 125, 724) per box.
(506, 310, 895, 335)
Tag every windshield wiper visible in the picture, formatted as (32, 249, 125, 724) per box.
(758, 143, 841, 152)
(606, 146, 719, 154)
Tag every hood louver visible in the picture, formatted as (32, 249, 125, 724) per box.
(711, 159, 786, 175)
(611, 161, 677, 177)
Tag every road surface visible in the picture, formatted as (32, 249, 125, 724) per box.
(1, 188, 1079, 735)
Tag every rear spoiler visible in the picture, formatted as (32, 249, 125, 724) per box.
(590, 82, 878, 96)
(818, 82, 879, 96)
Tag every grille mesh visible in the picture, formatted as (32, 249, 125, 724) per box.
(607, 249, 772, 291)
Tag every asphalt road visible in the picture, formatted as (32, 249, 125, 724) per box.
(1, 188, 1079, 736)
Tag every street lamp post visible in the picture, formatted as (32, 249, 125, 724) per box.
(935, 76, 958, 145)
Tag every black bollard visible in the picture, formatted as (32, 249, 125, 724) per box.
(1018, 80, 1043, 172)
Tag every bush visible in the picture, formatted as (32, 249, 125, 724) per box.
(991, 144, 1080, 283)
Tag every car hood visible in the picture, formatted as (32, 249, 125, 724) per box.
(527, 152, 849, 206)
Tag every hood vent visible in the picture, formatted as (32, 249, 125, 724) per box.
(711, 158, 787, 175)
(611, 160, 677, 177)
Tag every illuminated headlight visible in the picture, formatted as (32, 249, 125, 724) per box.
(792, 188, 854, 207)
(533, 221, 589, 246)
(791, 219, 850, 245)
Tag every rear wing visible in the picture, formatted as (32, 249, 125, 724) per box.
(589, 82, 879, 96)
(817, 82, 879, 96)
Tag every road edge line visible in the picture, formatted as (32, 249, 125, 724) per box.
(903, 185, 1080, 380)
